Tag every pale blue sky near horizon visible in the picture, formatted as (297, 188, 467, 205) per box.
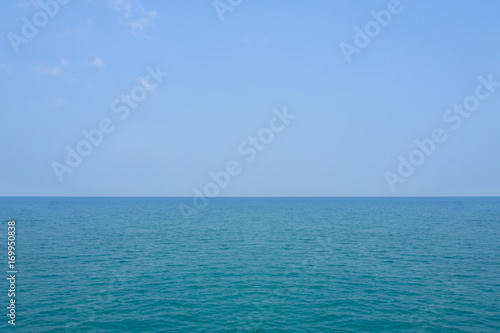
(1, 0, 500, 197)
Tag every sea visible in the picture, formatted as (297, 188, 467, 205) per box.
(1, 197, 499, 332)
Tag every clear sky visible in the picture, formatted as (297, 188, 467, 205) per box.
(1, 0, 500, 197)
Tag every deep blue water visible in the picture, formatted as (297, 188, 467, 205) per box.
(1, 197, 499, 332)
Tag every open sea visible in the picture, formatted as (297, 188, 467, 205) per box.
(1, 197, 499, 332)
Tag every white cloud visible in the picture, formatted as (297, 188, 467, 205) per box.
(140, 7, 157, 17)
(35, 64, 62, 76)
(129, 8, 157, 38)
(35, 60, 67, 76)
(111, 1, 157, 39)
(91, 57, 105, 68)
(54, 97, 64, 107)
(17, 0, 38, 8)
(111, 0, 131, 18)
(129, 18, 153, 39)
(17, 1, 30, 8)
(0, 63, 10, 74)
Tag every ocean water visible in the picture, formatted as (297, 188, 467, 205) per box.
(1, 197, 499, 332)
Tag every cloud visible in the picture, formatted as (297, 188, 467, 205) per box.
(111, 0, 131, 18)
(35, 59, 67, 76)
(129, 16, 155, 39)
(54, 97, 64, 107)
(17, 0, 38, 8)
(0, 63, 11, 74)
(111, 1, 157, 39)
(91, 57, 105, 68)
(35, 64, 62, 76)
(17, 1, 30, 8)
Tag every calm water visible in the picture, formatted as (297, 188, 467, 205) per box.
(1, 197, 499, 332)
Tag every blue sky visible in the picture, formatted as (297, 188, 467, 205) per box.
(1, 0, 500, 196)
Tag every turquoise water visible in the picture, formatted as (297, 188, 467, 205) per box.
(1, 197, 499, 332)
